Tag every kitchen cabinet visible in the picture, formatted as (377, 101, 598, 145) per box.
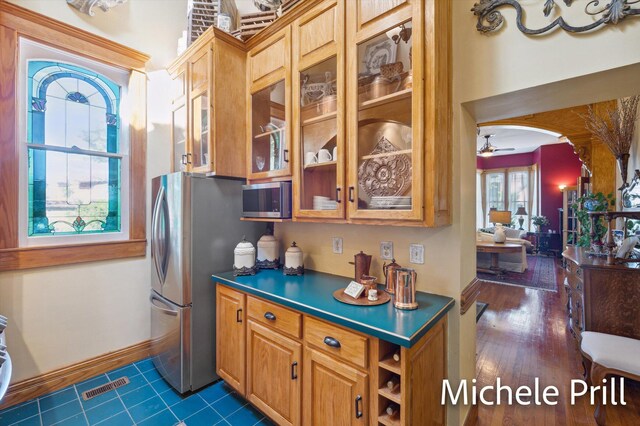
(292, 0, 345, 220)
(246, 320, 301, 426)
(303, 347, 368, 425)
(216, 285, 246, 395)
(247, 27, 292, 180)
(168, 27, 247, 177)
(215, 276, 449, 426)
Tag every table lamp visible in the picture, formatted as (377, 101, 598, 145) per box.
(489, 210, 512, 244)
(515, 206, 528, 230)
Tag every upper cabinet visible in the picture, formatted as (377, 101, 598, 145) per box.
(292, 0, 345, 220)
(168, 27, 247, 178)
(247, 27, 292, 180)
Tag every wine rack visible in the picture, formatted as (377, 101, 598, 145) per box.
(377, 340, 402, 426)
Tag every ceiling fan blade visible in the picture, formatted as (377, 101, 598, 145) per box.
(494, 147, 516, 151)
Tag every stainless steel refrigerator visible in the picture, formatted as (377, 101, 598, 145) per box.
(150, 172, 263, 393)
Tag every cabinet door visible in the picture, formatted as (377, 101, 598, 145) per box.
(346, 2, 423, 221)
(247, 27, 292, 180)
(170, 65, 188, 172)
(303, 348, 368, 426)
(247, 320, 301, 426)
(188, 44, 213, 173)
(216, 285, 246, 395)
(292, 0, 346, 220)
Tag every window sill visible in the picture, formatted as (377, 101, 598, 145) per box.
(0, 239, 146, 271)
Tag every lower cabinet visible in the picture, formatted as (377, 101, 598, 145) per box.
(216, 285, 246, 395)
(303, 347, 368, 425)
(246, 320, 302, 426)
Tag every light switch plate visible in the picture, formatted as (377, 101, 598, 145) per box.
(380, 241, 393, 260)
(409, 244, 424, 264)
(332, 237, 343, 254)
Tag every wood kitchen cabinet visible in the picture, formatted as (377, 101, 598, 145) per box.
(215, 282, 448, 426)
(216, 285, 246, 395)
(246, 320, 301, 426)
(168, 27, 247, 177)
(303, 347, 369, 425)
(247, 27, 292, 180)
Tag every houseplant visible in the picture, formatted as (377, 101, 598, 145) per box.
(531, 215, 550, 233)
(570, 192, 615, 250)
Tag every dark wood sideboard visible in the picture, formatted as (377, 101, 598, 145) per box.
(563, 246, 640, 342)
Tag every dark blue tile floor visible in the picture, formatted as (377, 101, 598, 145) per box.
(0, 359, 275, 426)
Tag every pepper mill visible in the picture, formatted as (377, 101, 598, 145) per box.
(349, 251, 372, 282)
(382, 258, 401, 294)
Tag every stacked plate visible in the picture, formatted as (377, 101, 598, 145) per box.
(370, 196, 411, 209)
(313, 196, 338, 210)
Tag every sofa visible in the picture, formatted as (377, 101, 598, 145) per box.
(476, 227, 532, 273)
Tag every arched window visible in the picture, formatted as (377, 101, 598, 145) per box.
(27, 60, 122, 235)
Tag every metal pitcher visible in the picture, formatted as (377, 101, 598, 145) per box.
(349, 251, 372, 282)
(382, 259, 401, 294)
(394, 268, 418, 310)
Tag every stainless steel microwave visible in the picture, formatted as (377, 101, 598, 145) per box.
(242, 181, 292, 219)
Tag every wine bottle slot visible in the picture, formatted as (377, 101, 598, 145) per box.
(392, 349, 400, 362)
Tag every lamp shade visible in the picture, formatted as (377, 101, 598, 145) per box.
(515, 206, 528, 216)
(489, 210, 512, 225)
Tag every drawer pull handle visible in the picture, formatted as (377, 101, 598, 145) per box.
(264, 312, 276, 321)
(355, 395, 363, 418)
(236, 308, 242, 323)
(291, 361, 298, 380)
(324, 336, 341, 348)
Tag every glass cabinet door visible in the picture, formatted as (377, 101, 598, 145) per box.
(250, 80, 288, 177)
(191, 92, 210, 171)
(170, 67, 187, 172)
(296, 56, 343, 217)
(348, 20, 422, 221)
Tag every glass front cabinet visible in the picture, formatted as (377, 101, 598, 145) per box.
(168, 28, 247, 178)
(292, 0, 345, 220)
(247, 27, 292, 180)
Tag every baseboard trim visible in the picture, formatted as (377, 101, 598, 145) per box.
(0, 340, 151, 410)
(461, 277, 481, 315)
(463, 403, 478, 426)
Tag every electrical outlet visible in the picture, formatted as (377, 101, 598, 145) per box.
(409, 244, 424, 264)
(380, 241, 393, 260)
(332, 237, 343, 254)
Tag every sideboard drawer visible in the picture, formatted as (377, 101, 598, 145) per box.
(303, 316, 368, 369)
(247, 296, 302, 339)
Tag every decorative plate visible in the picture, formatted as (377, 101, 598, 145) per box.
(358, 136, 412, 198)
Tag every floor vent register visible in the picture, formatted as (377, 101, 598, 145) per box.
(81, 376, 130, 400)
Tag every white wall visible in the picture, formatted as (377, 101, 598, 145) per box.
(0, 0, 185, 382)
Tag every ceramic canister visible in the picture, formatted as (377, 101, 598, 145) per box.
(257, 230, 280, 269)
(284, 242, 304, 275)
(233, 237, 256, 276)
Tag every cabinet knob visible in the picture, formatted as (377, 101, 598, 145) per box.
(323, 336, 341, 348)
(264, 312, 276, 321)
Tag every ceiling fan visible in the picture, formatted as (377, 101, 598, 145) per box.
(477, 134, 515, 157)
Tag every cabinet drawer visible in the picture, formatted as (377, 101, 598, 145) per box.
(247, 296, 302, 339)
(303, 316, 368, 369)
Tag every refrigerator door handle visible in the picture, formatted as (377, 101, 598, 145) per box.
(159, 189, 170, 281)
(150, 293, 178, 316)
(152, 186, 167, 284)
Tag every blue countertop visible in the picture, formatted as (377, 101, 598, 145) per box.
(212, 269, 455, 348)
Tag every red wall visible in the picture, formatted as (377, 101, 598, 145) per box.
(477, 143, 582, 232)
(536, 143, 583, 232)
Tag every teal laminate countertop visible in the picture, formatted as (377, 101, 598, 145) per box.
(212, 269, 455, 348)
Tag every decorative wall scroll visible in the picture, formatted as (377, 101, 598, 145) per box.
(67, 0, 128, 16)
(471, 0, 640, 35)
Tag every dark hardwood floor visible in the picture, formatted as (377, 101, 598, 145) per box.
(476, 259, 640, 425)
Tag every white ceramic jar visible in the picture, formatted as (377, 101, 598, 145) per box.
(233, 237, 256, 276)
(257, 230, 280, 269)
(283, 242, 304, 275)
(493, 224, 507, 244)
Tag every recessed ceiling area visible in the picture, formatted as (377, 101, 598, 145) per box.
(477, 125, 562, 157)
(234, 0, 274, 15)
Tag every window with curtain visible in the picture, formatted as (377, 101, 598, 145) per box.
(27, 60, 123, 236)
(480, 167, 537, 230)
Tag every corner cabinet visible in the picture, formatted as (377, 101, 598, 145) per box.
(247, 27, 293, 180)
(215, 283, 447, 426)
(168, 27, 247, 177)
